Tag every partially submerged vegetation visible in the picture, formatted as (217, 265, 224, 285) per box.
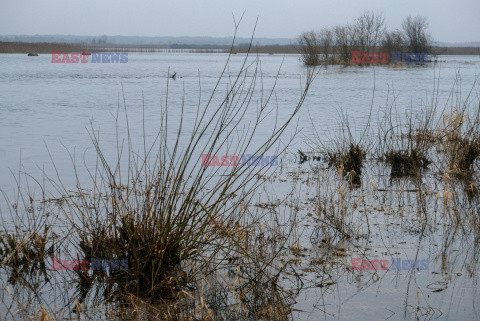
(2, 73, 480, 320)
(440, 109, 480, 179)
(326, 143, 366, 185)
(384, 149, 430, 177)
(298, 11, 434, 66)
(321, 75, 480, 183)
(377, 97, 436, 178)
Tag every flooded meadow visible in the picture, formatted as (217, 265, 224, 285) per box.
(1, 52, 480, 320)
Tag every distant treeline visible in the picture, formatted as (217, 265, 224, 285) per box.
(0, 42, 170, 53)
(0, 42, 85, 54)
(434, 47, 480, 55)
(0, 35, 295, 46)
(1, 41, 478, 56)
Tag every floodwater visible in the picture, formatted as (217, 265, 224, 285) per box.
(1, 53, 480, 320)
(0, 53, 478, 191)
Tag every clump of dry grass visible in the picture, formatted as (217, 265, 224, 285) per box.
(377, 99, 437, 178)
(440, 109, 480, 179)
(63, 61, 313, 306)
(326, 143, 366, 185)
(0, 179, 56, 287)
(384, 148, 430, 177)
(448, 137, 480, 177)
(67, 49, 311, 302)
(0, 230, 51, 285)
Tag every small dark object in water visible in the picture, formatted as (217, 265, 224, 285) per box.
(27, 53, 38, 56)
(170, 72, 177, 79)
(298, 150, 309, 164)
(298, 150, 321, 164)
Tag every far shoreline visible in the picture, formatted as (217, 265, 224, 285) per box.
(1, 41, 480, 56)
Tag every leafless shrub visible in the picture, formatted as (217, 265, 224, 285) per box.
(352, 10, 386, 57)
(401, 15, 432, 54)
(334, 25, 355, 65)
(318, 28, 334, 63)
(298, 31, 321, 66)
(381, 30, 406, 60)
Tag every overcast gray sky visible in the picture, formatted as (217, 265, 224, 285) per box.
(0, 0, 479, 43)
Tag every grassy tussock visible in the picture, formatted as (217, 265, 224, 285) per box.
(384, 149, 430, 177)
(440, 109, 480, 178)
(326, 143, 366, 185)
